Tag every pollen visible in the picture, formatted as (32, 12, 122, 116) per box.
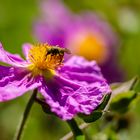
(28, 43, 70, 76)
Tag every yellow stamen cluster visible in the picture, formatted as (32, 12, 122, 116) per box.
(28, 43, 69, 76)
(69, 32, 108, 64)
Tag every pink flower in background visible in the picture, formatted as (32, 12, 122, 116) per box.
(0, 43, 111, 120)
(34, 0, 124, 83)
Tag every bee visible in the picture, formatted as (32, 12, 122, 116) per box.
(46, 46, 71, 56)
(45, 46, 71, 65)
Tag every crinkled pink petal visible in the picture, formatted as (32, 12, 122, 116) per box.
(59, 56, 102, 74)
(39, 74, 110, 120)
(22, 43, 32, 61)
(39, 56, 111, 120)
(0, 66, 41, 102)
(0, 43, 28, 67)
(58, 56, 104, 83)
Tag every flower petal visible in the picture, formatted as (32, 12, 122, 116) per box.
(59, 56, 105, 84)
(40, 64, 111, 120)
(39, 56, 111, 120)
(22, 43, 32, 61)
(0, 43, 28, 67)
(0, 66, 41, 102)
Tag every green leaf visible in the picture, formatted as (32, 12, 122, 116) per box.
(110, 91, 137, 113)
(109, 77, 139, 114)
(97, 93, 111, 110)
(79, 111, 102, 123)
(111, 76, 139, 95)
(78, 93, 111, 123)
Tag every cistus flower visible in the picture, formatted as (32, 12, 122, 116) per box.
(0, 43, 111, 120)
(34, 0, 124, 83)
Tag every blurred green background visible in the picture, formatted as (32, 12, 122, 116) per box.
(0, 0, 140, 140)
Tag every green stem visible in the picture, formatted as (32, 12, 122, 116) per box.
(67, 119, 83, 139)
(14, 89, 38, 140)
(61, 123, 88, 140)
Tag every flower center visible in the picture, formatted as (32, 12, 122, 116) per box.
(69, 32, 108, 64)
(28, 43, 70, 76)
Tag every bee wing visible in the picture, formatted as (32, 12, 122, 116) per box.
(63, 48, 71, 54)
